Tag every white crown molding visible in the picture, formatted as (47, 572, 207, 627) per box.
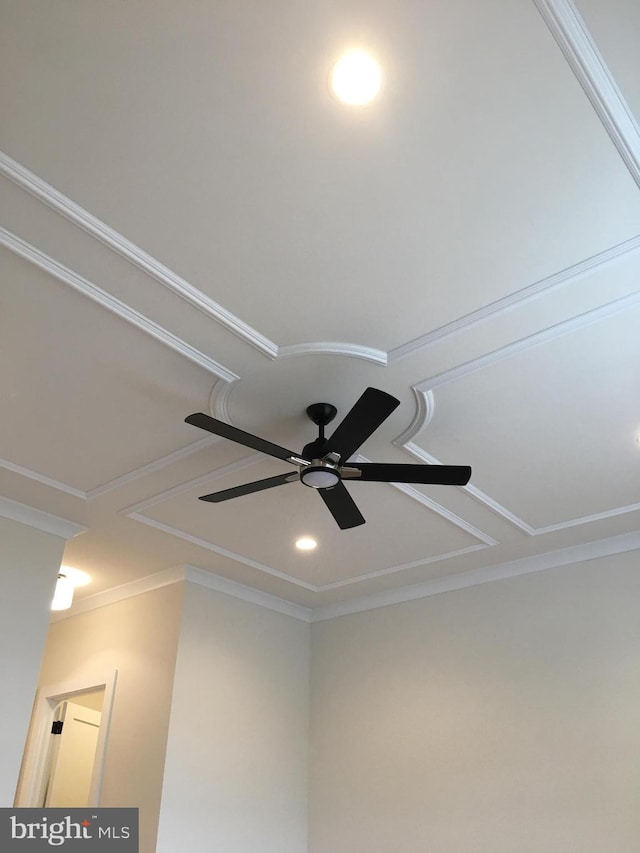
(86, 436, 220, 500)
(399, 442, 536, 535)
(184, 565, 312, 622)
(354, 453, 498, 547)
(0, 457, 87, 500)
(278, 341, 388, 365)
(209, 377, 234, 421)
(51, 530, 640, 624)
(121, 452, 264, 515)
(388, 233, 640, 362)
(4, 150, 640, 380)
(391, 482, 498, 545)
(2, 153, 387, 368)
(414, 289, 640, 394)
(532, 0, 640, 188)
(312, 530, 640, 621)
(0, 227, 238, 383)
(125, 447, 497, 592)
(535, 501, 640, 534)
(401, 290, 640, 535)
(463, 482, 535, 534)
(319, 545, 489, 591)
(122, 500, 498, 592)
(127, 512, 319, 591)
(392, 389, 435, 446)
(0, 496, 86, 539)
(51, 563, 312, 623)
(129, 509, 496, 594)
(0, 151, 278, 359)
(50, 565, 186, 621)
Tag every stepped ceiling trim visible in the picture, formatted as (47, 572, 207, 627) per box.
(3, 147, 640, 372)
(0, 496, 86, 539)
(0, 227, 238, 383)
(533, 0, 640, 188)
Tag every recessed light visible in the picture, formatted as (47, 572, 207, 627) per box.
(330, 50, 381, 106)
(295, 537, 317, 551)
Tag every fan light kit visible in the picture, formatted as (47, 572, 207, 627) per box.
(185, 387, 472, 530)
(330, 50, 381, 105)
(296, 537, 318, 551)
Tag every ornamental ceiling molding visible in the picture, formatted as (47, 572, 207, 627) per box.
(402, 289, 640, 535)
(532, 0, 640, 188)
(2, 144, 640, 370)
(121, 449, 496, 593)
(0, 495, 86, 539)
(51, 530, 640, 624)
(0, 227, 237, 383)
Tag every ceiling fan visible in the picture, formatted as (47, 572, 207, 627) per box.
(185, 387, 471, 530)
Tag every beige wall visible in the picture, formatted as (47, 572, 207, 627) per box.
(156, 582, 310, 853)
(0, 516, 65, 806)
(309, 551, 640, 853)
(36, 583, 184, 853)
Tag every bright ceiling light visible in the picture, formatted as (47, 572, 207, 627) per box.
(296, 537, 318, 551)
(50, 566, 91, 611)
(59, 565, 91, 586)
(51, 574, 75, 611)
(330, 50, 381, 106)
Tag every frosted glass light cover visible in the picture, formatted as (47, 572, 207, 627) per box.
(51, 574, 74, 611)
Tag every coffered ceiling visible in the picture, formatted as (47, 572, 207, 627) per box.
(1, 0, 639, 617)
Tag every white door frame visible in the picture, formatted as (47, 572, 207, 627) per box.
(15, 670, 118, 807)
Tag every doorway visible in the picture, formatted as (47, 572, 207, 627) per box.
(15, 672, 117, 808)
(42, 690, 105, 807)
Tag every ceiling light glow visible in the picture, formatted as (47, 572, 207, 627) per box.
(50, 566, 91, 611)
(51, 574, 75, 611)
(59, 565, 91, 586)
(296, 537, 317, 551)
(330, 50, 381, 106)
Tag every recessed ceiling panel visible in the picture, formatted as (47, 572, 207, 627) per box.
(2, 0, 640, 352)
(138, 457, 484, 588)
(0, 248, 217, 489)
(418, 304, 640, 529)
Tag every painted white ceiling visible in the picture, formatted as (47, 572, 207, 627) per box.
(1, 0, 639, 615)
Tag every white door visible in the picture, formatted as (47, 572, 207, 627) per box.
(44, 701, 102, 807)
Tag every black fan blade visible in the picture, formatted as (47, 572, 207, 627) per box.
(199, 472, 298, 502)
(186, 413, 298, 463)
(318, 482, 365, 529)
(324, 388, 400, 461)
(343, 463, 472, 486)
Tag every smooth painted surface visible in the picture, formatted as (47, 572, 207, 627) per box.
(36, 584, 184, 853)
(156, 582, 310, 853)
(2, 0, 640, 611)
(0, 517, 65, 806)
(309, 551, 640, 852)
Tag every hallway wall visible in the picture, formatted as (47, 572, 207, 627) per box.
(156, 581, 310, 853)
(35, 583, 184, 853)
(0, 516, 66, 806)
